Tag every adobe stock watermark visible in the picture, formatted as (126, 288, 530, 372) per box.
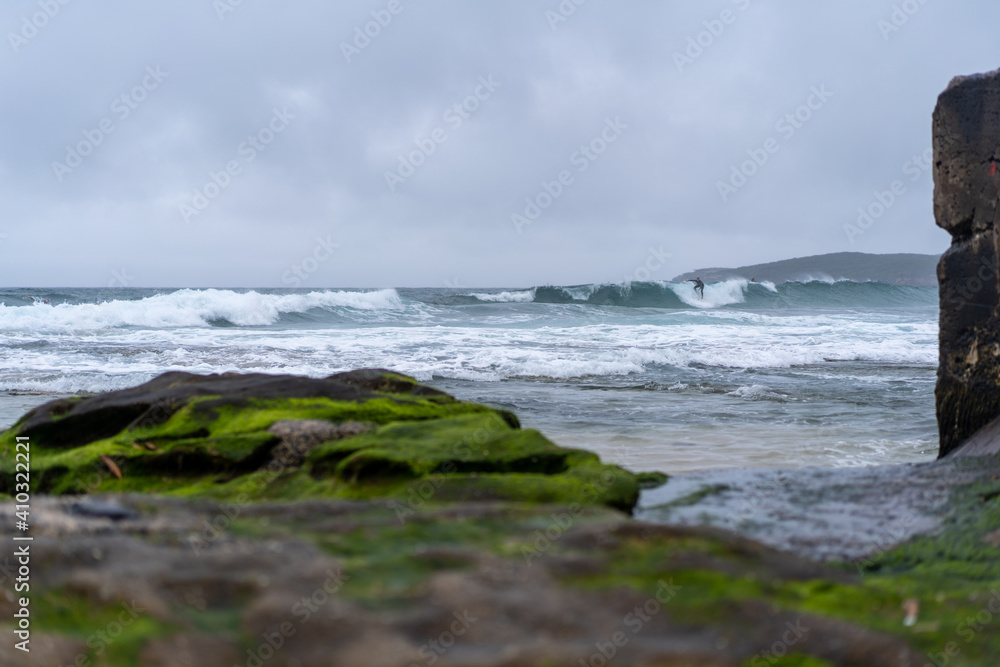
(623, 246, 672, 284)
(51, 66, 169, 183)
(877, 0, 931, 41)
(60, 600, 146, 667)
(179, 106, 295, 223)
(390, 413, 509, 524)
(545, 0, 587, 31)
(213, 0, 246, 22)
(511, 117, 628, 233)
(520, 470, 627, 566)
(850, 511, 919, 575)
(578, 580, 682, 667)
(238, 567, 349, 667)
(924, 591, 1000, 667)
(7, 0, 73, 54)
(718, 470, 789, 530)
(72, 405, 181, 493)
(281, 236, 341, 287)
(674, 0, 753, 73)
(941, 256, 999, 315)
(843, 147, 932, 244)
(384, 75, 501, 192)
(413, 610, 478, 666)
(716, 85, 833, 202)
(340, 0, 413, 63)
(747, 619, 809, 667)
(108, 268, 134, 288)
(73, 453, 129, 495)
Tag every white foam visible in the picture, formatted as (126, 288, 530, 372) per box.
(563, 284, 599, 301)
(0, 289, 404, 333)
(0, 302, 940, 393)
(793, 275, 848, 285)
(669, 279, 748, 309)
(727, 384, 789, 401)
(468, 290, 535, 303)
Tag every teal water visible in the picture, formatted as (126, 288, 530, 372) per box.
(0, 280, 939, 472)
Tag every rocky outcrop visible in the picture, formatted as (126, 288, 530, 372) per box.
(3, 367, 1000, 663)
(946, 412, 1000, 457)
(934, 67, 1000, 457)
(0, 370, 638, 511)
(0, 495, 933, 667)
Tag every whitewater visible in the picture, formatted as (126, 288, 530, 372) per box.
(0, 280, 939, 473)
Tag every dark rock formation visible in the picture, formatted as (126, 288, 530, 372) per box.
(14, 371, 373, 449)
(947, 412, 1000, 457)
(934, 67, 1000, 457)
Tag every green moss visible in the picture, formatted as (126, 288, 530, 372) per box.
(15, 371, 1000, 661)
(0, 374, 640, 511)
(176, 605, 244, 639)
(856, 475, 1000, 583)
(512, 495, 1000, 666)
(17, 485, 999, 665)
(821, 467, 1000, 665)
(23, 589, 180, 667)
(226, 502, 626, 608)
(636, 471, 669, 489)
(306, 413, 638, 509)
(658, 484, 731, 509)
(741, 657, 835, 667)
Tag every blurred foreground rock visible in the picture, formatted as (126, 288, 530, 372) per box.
(0, 495, 933, 667)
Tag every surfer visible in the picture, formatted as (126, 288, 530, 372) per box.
(686, 277, 705, 300)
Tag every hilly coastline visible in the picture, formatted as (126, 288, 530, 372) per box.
(673, 252, 940, 287)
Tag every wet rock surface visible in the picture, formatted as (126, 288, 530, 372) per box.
(948, 411, 1000, 458)
(934, 67, 1000, 457)
(638, 457, 1000, 562)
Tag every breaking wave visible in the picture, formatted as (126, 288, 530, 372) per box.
(463, 279, 937, 310)
(0, 289, 404, 332)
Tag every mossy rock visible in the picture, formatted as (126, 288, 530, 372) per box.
(0, 370, 638, 511)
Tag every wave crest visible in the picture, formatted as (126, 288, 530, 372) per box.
(0, 289, 404, 332)
(505, 279, 936, 310)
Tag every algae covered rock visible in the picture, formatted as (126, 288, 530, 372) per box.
(0, 370, 638, 511)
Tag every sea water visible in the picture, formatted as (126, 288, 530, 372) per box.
(0, 279, 939, 474)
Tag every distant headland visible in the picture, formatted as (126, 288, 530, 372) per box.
(672, 251, 939, 287)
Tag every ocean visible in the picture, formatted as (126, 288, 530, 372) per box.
(0, 279, 940, 474)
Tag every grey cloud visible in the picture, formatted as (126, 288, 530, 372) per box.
(1, 0, 995, 287)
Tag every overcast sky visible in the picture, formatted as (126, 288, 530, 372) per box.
(1, 0, 997, 288)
